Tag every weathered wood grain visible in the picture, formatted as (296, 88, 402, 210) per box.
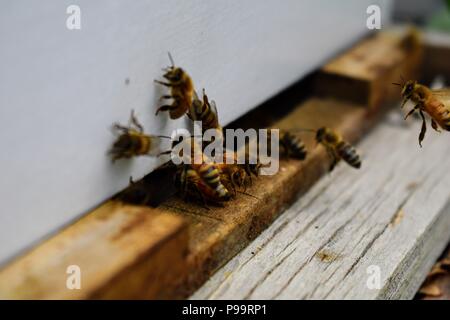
(0, 28, 424, 299)
(423, 30, 450, 83)
(315, 27, 423, 111)
(0, 204, 188, 299)
(191, 110, 450, 300)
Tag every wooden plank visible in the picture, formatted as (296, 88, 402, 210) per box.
(423, 30, 450, 82)
(191, 110, 450, 300)
(0, 28, 423, 299)
(315, 27, 423, 111)
(0, 204, 188, 299)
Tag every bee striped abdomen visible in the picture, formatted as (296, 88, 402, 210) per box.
(426, 99, 450, 131)
(336, 141, 361, 169)
(198, 164, 221, 188)
(136, 135, 151, 155)
(215, 183, 231, 199)
(283, 133, 307, 160)
(195, 163, 231, 200)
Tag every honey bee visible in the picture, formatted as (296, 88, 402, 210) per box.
(278, 129, 307, 160)
(155, 53, 195, 119)
(216, 152, 250, 193)
(109, 110, 167, 162)
(189, 89, 222, 133)
(171, 135, 230, 203)
(395, 80, 450, 147)
(315, 127, 361, 172)
(176, 164, 231, 204)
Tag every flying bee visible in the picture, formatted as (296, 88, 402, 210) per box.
(109, 110, 168, 162)
(394, 79, 450, 147)
(176, 164, 231, 205)
(278, 129, 307, 160)
(155, 52, 195, 119)
(315, 127, 361, 172)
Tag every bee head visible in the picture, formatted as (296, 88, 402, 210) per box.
(231, 169, 245, 186)
(315, 127, 327, 142)
(109, 133, 133, 160)
(163, 67, 183, 82)
(401, 80, 416, 100)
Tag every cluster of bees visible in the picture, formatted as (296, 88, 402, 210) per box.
(108, 53, 363, 207)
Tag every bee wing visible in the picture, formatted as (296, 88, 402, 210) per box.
(193, 90, 200, 101)
(210, 100, 219, 119)
(209, 100, 221, 128)
(188, 91, 202, 121)
(431, 88, 450, 108)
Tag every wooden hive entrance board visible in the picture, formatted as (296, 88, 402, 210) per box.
(0, 28, 424, 299)
(191, 109, 450, 300)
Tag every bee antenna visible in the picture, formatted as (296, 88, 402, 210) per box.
(238, 191, 260, 200)
(392, 82, 402, 86)
(167, 52, 175, 67)
(158, 150, 172, 156)
(400, 74, 405, 82)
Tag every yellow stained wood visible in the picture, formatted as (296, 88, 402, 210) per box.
(316, 27, 423, 110)
(0, 203, 187, 299)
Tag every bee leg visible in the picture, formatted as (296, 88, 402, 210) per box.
(158, 150, 172, 157)
(242, 180, 247, 193)
(279, 141, 288, 158)
(197, 191, 210, 210)
(329, 158, 338, 172)
(232, 184, 237, 197)
(418, 110, 427, 148)
(155, 104, 174, 116)
(159, 95, 173, 100)
(404, 106, 419, 120)
(112, 123, 129, 133)
(326, 147, 338, 172)
(154, 80, 174, 87)
(247, 173, 252, 186)
(431, 119, 441, 133)
(130, 110, 144, 132)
